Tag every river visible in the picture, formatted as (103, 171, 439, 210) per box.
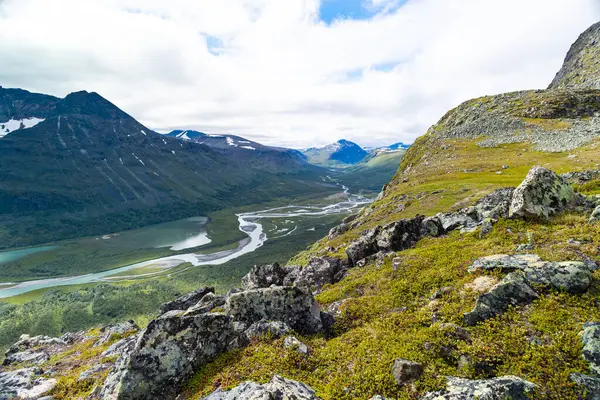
(0, 187, 371, 299)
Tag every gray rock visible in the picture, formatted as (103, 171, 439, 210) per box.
(436, 212, 476, 232)
(346, 227, 380, 265)
(591, 206, 600, 223)
(467, 254, 543, 273)
(524, 261, 594, 294)
(244, 320, 292, 340)
(293, 257, 342, 294)
(183, 292, 226, 316)
(2, 349, 49, 366)
(582, 323, 600, 376)
(0, 367, 56, 400)
(79, 363, 111, 381)
(95, 320, 139, 346)
(509, 166, 577, 219)
(376, 216, 424, 251)
(475, 188, 515, 220)
(327, 299, 350, 316)
(570, 373, 600, 400)
(421, 216, 445, 238)
(391, 359, 423, 385)
(201, 375, 320, 400)
(159, 286, 214, 314)
(103, 312, 235, 400)
(226, 286, 323, 335)
(369, 397, 389, 400)
(479, 218, 493, 238)
(464, 273, 538, 326)
(101, 335, 138, 359)
(283, 336, 309, 355)
(422, 375, 536, 399)
(242, 263, 289, 290)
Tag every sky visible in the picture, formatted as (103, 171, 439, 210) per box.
(0, 0, 599, 148)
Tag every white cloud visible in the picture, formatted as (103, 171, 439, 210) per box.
(0, 0, 598, 148)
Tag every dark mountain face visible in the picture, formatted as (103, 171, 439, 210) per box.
(302, 139, 368, 166)
(0, 88, 331, 248)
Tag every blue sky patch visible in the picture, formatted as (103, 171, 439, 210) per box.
(319, 0, 409, 24)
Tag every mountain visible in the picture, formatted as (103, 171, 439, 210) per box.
(385, 142, 410, 150)
(0, 88, 331, 248)
(165, 130, 308, 170)
(302, 139, 368, 167)
(549, 21, 600, 90)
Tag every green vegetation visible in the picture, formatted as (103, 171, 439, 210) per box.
(184, 215, 600, 400)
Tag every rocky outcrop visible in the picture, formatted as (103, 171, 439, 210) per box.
(283, 336, 309, 355)
(202, 375, 320, 400)
(3, 334, 68, 367)
(242, 263, 290, 290)
(464, 273, 538, 326)
(509, 166, 580, 219)
(95, 320, 139, 346)
(570, 373, 600, 400)
(465, 255, 597, 325)
(422, 375, 536, 399)
(582, 323, 600, 376)
(158, 286, 215, 314)
(99, 280, 325, 399)
(226, 286, 323, 334)
(591, 205, 600, 223)
(549, 22, 600, 90)
(0, 367, 56, 400)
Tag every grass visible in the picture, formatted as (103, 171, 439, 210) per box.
(184, 215, 600, 400)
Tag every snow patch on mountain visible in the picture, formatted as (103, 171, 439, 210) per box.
(0, 117, 45, 138)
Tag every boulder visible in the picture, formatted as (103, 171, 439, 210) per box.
(0, 367, 56, 400)
(101, 334, 138, 359)
(183, 292, 226, 316)
(391, 359, 423, 386)
(5, 335, 65, 357)
(292, 257, 343, 293)
(346, 227, 380, 265)
(241, 263, 290, 290)
(524, 261, 594, 294)
(201, 375, 320, 400)
(376, 216, 424, 251)
(569, 373, 600, 400)
(95, 320, 139, 346)
(2, 349, 49, 366)
(421, 216, 445, 238)
(79, 363, 111, 381)
(283, 336, 309, 355)
(226, 286, 323, 335)
(103, 312, 234, 400)
(582, 322, 600, 376)
(231, 320, 293, 349)
(509, 166, 577, 219)
(159, 286, 214, 315)
(436, 212, 477, 232)
(422, 375, 536, 399)
(467, 254, 543, 273)
(475, 188, 515, 220)
(464, 273, 538, 326)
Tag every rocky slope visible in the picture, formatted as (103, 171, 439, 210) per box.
(4, 20, 600, 400)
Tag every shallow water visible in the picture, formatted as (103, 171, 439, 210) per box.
(0, 246, 58, 264)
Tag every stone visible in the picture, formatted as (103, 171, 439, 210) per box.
(79, 363, 111, 381)
(327, 299, 350, 316)
(2, 349, 49, 366)
(479, 218, 493, 238)
(436, 212, 476, 232)
(226, 286, 323, 335)
(159, 286, 214, 314)
(421, 216, 445, 238)
(569, 373, 600, 400)
(391, 359, 423, 385)
(591, 206, 600, 223)
(509, 166, 577, 219)
(95, 320, 139, 346)
(283, 336, 309, 355)
(183, 292, 226, 316)
(5, 335, 65, 357)
(376, 216, 425, 251)
(292, 257, 343, 294)
(241, 263, 289, 290)
(475, 188, 515, 220)
(369, 396, 389, 400)
(464, 273, 538, 326)
(346, 228, 380, 265)
(0, 367, 56, 400)
(101, 335, 138, 359)
(230, 320, 293, 348)
(201, 375, 320, 400)
(103, 312, 235, 400)
(524, 261, 594, 294)
(582, 323, 600, 376)
(467, 254, 543, 273)
(422, 375, 536, 399)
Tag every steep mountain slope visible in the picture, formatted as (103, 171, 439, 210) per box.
(549, 21, 600, 90)
(333, 149, 406, 192)
(0, 89, 332, 248)
(303, 139, 368, 166)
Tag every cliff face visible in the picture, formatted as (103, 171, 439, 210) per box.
(549, 21, 600, 90)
